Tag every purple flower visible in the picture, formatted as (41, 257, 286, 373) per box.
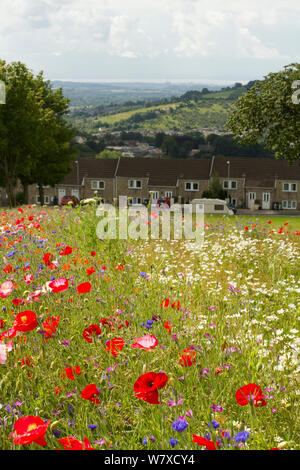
(170, 438, 179, 447)
(88, 424, 98, 430)
(172, 420, 188, 432)
(234, 431, 250, 443)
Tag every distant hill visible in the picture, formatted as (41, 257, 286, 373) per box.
(68, 84, 249, 134)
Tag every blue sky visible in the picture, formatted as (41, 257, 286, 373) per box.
(1, 0, 299, 82)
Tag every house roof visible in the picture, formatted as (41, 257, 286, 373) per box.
(61, 158, 118, 185)
(116, 157, 211, 186)
(212, 156, 300, 181)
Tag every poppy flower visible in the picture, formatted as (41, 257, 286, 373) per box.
(13, 416, 50, 446)
(77, 282, 91, 294)
(104, 338, 125, 357)
(86, 267, 96, 276)
(43, 253, 54, 266)
(81, 384, 100, 404)
(91, 251, 96, 257)
(179, 348, 196, 367)
(82, 324, 101, 343)
(62, 365, 81, 380)
(133, 372, 168, 404)
(42, 316, 60, 341)
(164, 321, 172, 334)
(13, 311, 37, 333)
(0, 281, 14, 298)
(131, 335, 158, 350)
(3, 264, 13, 273)
(60, 246, 72, 256)
(192, 434, 219, 450)
(58, 437, 94, 450)
(235, 383, 267, 407)
(24, 274, 33, 285)
(49, 277, 69, 293)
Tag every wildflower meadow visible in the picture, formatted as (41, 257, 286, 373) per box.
(0, 204, 299, 451)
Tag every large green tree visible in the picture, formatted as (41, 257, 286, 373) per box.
(226, 63, 300, 163)
(0, 61, 76, 207)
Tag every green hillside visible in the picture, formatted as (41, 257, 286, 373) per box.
(70, 85, 248, 134)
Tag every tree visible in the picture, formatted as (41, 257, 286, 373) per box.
(0, 61, 76, 206)
(226, 63, 300, 163)
(202, 174, 227, 200)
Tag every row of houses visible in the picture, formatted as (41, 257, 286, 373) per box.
(2, 155, 300, 210)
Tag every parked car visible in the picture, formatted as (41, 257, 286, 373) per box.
(156, 197, 170, 207)
(60, 195, 79, 207)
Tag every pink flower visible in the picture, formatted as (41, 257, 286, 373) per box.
(0, 281, 14, 298)
(131, 335, 158, 350)
(49, 278, 69, 293)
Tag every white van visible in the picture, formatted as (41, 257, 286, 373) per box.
(190, 198, 235, 215)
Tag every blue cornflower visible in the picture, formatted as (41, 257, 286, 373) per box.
(207, 419, 220, 429)
(170, 438, 179, 448)
(172, 420, 188, 432)
(145, 320, 153, 329)
(142, 437, 147, 445)
(234, 431, 250, 443)
(52, 429, 61, 438)
(224, 431, 231, 440)
(139, 272, 147, 277)
(88, 424, 98, 430)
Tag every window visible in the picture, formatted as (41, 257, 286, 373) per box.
(282, 200, 297, 209)
(128, 197, 142, 205)
(185, 182, 199, 191)
(128, 180, 142, 189)
(165, 191, 173, 198)
(36, 195, 50, 204)
(214, 205, 224, 211)
(283, 183, 297, 192)
(91, 180, 105, 190)
(223, 180, 237, 189)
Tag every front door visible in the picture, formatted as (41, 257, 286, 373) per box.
(262, 192, 270, 209)
(248, 192, 256, 209)
(58, 189, 66, 203)
(151, 191, 159, 203)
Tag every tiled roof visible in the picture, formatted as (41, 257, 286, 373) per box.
(212, 156, 300, 180)
(61, 158, 118, 184)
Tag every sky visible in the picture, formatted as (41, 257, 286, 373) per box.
(1, 0, 300, 83)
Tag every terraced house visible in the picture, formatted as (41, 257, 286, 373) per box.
(2, 156, 300, 211)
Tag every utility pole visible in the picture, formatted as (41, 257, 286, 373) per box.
(226, 160, 230, 201)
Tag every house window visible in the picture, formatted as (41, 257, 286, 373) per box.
(282, 200, 297, 209)
(36, 195, 50, 204)
(185, 182, 199, 191)
(128, 197, 142, 205)
(91, 180, 105, 190)
(165, 191, 173, 198)
(128, 180, 142, 189)
(214, 204, 224, 211)
(283, 183, 297, 192)
(223, 180, 237, 189)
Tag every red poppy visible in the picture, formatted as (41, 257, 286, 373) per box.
(60, 246, 72, 256)
(13, 311, 37, 333)
(49, 277, 69, 293)
(131, 335, 158, 350)
(0, 319, 5, 329)
(192, 435, 218, 450)
(58, 437, 94, 450)
(13, 416, 50, 446)
(179, 348, 196, 367)
(24, 274, 33, 284)
(164, 321, 172, 334)
(235, 383, 267, 407)
(161, 298, 170, 307)
(82, 324, 101, 343)
(42, 316, 60, 341)
(62, 365, 81, 380)
(3, 264, 13, 273)
(43, 253, 54, 266)
(77, 282, 91, 294)
(104, 338, 125, 357)
(133, 371, 168, 404)
(86, 267, 96, 276)
(81, 384, 100, 404)
(91, 251, 96, 257)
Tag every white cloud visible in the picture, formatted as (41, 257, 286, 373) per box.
(0, 0, 299, 78)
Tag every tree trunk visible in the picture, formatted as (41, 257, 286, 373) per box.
(23, 182, 29, 205)
(38, 184, 44, 206)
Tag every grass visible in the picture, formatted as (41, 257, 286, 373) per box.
(0, 206, 299, 450)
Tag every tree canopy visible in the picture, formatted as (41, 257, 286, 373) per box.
(226, 63, 300, 163)
(0, 60, 76, 206)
